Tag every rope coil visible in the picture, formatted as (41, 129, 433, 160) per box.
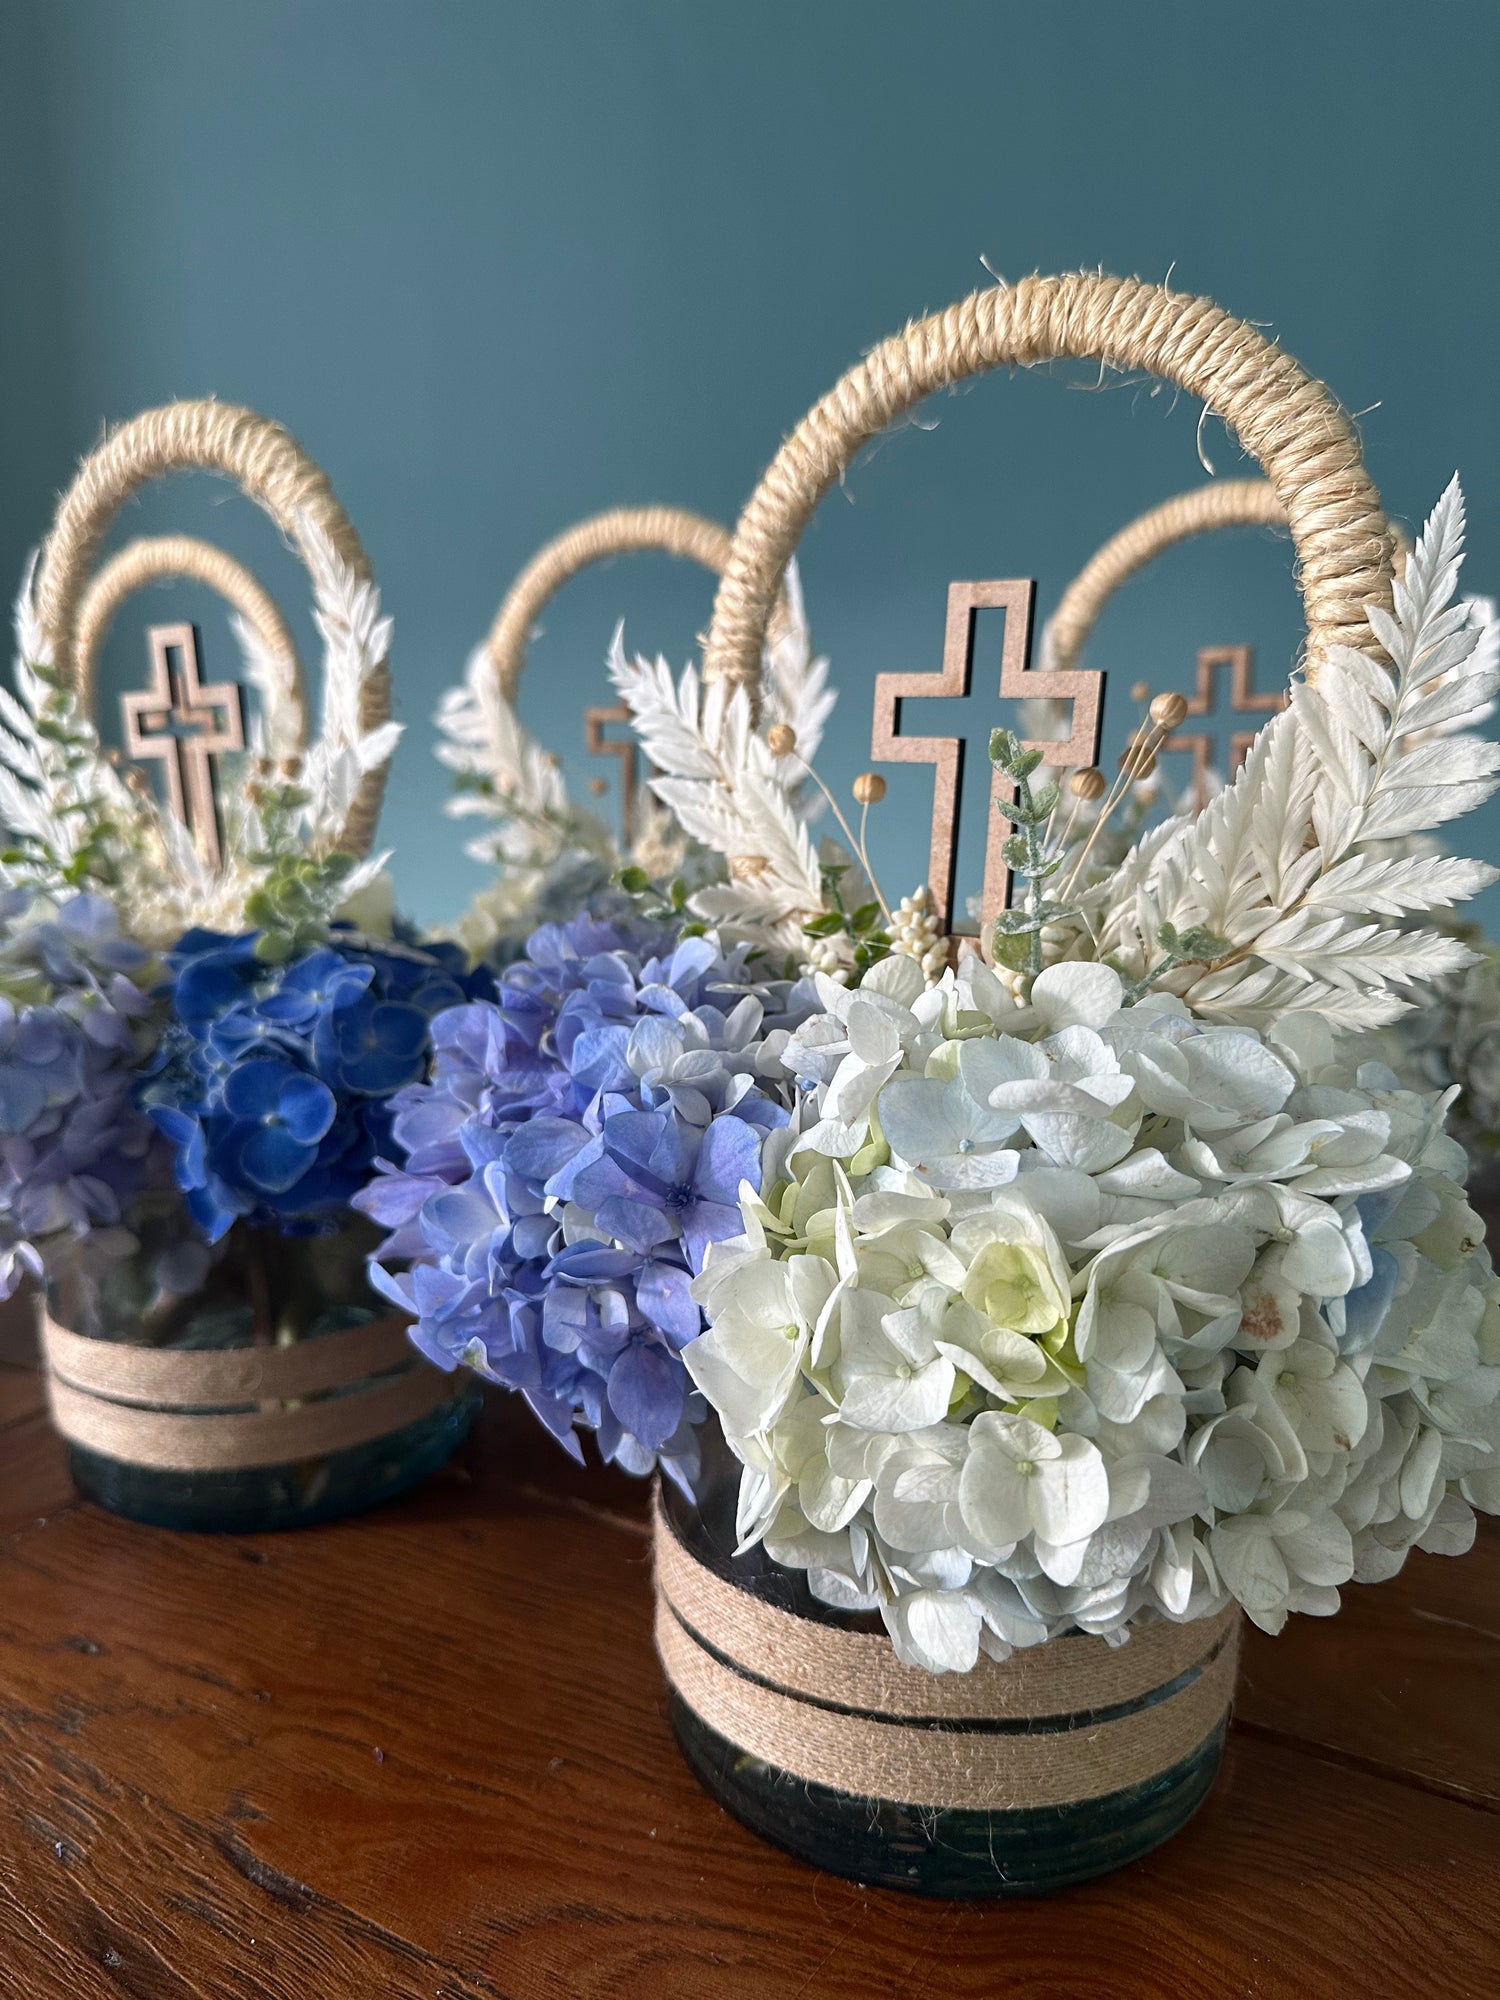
(35, 399, 388, 855)
(703, 272, 1393, 699)
(75, 532, 308, 744)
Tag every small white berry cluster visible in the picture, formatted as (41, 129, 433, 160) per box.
(889, 885, 948, 985)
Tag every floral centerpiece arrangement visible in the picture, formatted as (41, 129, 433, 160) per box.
(376, 266, 1500, 1896)
(0, 400, 486, 1530)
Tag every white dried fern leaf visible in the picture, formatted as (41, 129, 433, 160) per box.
(609, 629, 823, 947)
(1098, 479, 1500, 1027)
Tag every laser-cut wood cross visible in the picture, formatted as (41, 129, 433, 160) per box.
(121, 622, 245, 871)
(1159, 644, 1287, 812)
(871, 580, 1104, 936)
(583, 702, 642, 842)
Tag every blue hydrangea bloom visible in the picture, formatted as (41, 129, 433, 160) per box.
(143, 930, 491, 1242)
(356, 914, 810, 1489)
(0, 891, 158, 1297)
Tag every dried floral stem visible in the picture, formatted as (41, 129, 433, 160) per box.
(790, 752, 892, 924)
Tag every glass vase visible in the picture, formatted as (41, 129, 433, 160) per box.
(40, 1216, 478, 1533)
(656, 1430, 1237, 1898)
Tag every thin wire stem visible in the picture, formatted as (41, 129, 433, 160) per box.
(1058, 723, 1169, 902)
(792, 754, 893, 924)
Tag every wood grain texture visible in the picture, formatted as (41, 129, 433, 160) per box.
(1, 1371, 1497, 1997)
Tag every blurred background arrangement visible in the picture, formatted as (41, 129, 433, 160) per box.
(2, 0, 1496, 929)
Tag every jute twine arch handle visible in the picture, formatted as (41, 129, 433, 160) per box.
(487, 506, 733, 704)
(703, 272, 1394, 698)
(74, 533, 309, 743)
(484, 504, 795, 706)
(34, 399, 387, 855)
(1045, 479, 1413, 676)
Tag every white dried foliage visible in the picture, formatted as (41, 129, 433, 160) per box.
(1098, 480, 1500, 1028)
(229, 611, 303, 766)
(759, 560, 834, 800)
(607, 628, 826, 953)
(295, 514, 403, 855)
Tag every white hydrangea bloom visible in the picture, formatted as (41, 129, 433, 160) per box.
(684, 956, 1500, 1672)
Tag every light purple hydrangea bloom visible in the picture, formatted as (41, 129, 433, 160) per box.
(0, 891, 160, 1297)
(357, 914, 809, 1490)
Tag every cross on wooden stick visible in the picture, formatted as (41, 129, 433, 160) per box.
(583, 702, 642, 843)
(1158, 644, 1288, 811)
(121, 623, 245, 871)
(871, 581, 1104, 936)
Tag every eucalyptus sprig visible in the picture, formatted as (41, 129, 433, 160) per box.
(988, 728, 1071, 988)
(244, 777, 359, 963)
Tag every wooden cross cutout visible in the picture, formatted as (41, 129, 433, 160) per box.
(583, 702, 642, 843)
(1160, 644, 1287, 812)
(871, 580, 1104, 936)
(121, 623, 245, 871)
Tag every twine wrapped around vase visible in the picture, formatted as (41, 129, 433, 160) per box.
(654, 1498, 1240, 1814)
(35, 397, 390, 855)
(39, 1309, 454, 1473)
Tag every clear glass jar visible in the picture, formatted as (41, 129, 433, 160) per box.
(43, 1215, 478, 1533)
(659, 1430, 1230, 1898)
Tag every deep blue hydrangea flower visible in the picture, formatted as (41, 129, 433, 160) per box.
(0, 891, 159, 1296)
(143, 930, 491, 1242)
(356, 913, 811, 1489)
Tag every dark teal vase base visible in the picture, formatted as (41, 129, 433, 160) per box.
(65, 1386, 481, 1533)
(669, 1692, 1227, 1898)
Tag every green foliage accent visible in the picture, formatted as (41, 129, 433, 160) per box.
(2, 662, 135, 895)
(245, 780, 359, 963)
(987, 729, 1073, 995)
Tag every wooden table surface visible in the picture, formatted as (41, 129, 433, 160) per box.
(1, 1298, 1497, 2000)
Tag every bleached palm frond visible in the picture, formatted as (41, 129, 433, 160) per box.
(1098, 480, 1500, 1025)
(229, 611, 303, 765)
(609, 629, 825, 951)
(296, 513, 402, 854)
(762, 558, 836, 781)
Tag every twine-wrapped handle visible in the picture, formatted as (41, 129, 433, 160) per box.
(34, 399, 388, 855)
(486, 506, 736, 703)
(1045, 480, 1413, 675)
(703, 272, 1393, 695)
(1045, 480, 1285, 674)
(75, 534, 308, 744)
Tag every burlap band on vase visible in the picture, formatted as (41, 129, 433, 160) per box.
(653, 1495, 1241, 1813)
(39, 1308, 456, 1472)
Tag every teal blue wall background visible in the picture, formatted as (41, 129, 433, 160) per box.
(3, 0, 1498, 929)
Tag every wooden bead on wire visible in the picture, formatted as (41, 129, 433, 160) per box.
(853, 772, 887, 804)
(1149, 691, 1190, 729)
(1069, 767, 1107, 801)
(766, 723, 796, 756)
